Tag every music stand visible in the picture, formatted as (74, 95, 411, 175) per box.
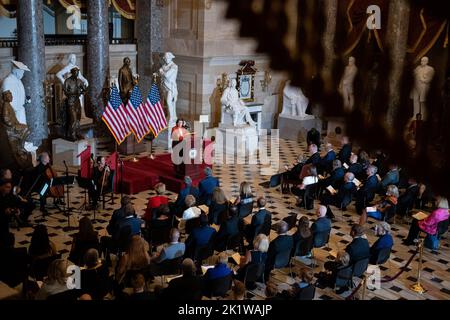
(76, 176, 93, 212)
(51, 175, 76, 232)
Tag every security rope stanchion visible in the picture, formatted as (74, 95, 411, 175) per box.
(410, 236, 426, 294)
(361, 275, 367, 300)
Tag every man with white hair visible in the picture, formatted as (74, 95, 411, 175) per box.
(355, 165, 379, 214)
(311, 205, 332, 246)
(369, 222, 393, 264)
(321, 172, 357, 219)
(319, 143, 336, 174)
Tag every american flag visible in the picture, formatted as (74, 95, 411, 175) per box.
(125, 85, 152, 142)
(102, 84, 130, 145)
(142, 83, 168, 137)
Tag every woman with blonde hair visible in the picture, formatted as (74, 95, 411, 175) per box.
(234, 181, 254, 218)
(143, 182, 169, 222)
(116, 235, 150, 283)
(35, 259, 69, 300)
(208, 187, 228, 225)
(235, 234, 269, 283)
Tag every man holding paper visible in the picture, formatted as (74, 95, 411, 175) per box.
(320, 172, 357, 219)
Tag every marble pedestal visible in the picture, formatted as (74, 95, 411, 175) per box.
(277, 114, 322, 141)
(52, 138, 96, 167)
(216, 124, 259, 157)
(324, 117, 346, 146)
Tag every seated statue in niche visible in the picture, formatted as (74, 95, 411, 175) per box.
(63, 67, 87, 141)
(1, 90, 32, 167)
(220, 78, 256, 127)
(281, 80, 312, 119)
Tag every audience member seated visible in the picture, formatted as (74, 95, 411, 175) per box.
(360, 185, 399, 224)
(80, 249, 111, 300)
(112, 203, 143, 243)
(268, 267, 315, 300)
(372, 150, 388, 176)
(396, 178, 419, 218)
(116, 235, 151, 285)
(345, 224, 370, 264)
(291, 165, 318, 208)
(307, 127, 321, 150)
(106, 196, 132, 235)
(304, 143, 321, 168)
(235, 234, 269, 283)
(208, 187, 228, 225)
(355, 165, 379, 214)
(231, 280, 246, 300)
(347, 154, 363, 179)
(265, 221, 294, 280)
(35, 259, 68, 300)
(245, 197, 271, 243)
(403, 196, 449, 246)
(319, 159, 345, 191)
(357, 150, 371, 176)
(126, 273, 156, 300)
(198, 167, 220, 206)
(321, 172, 357, 219)
(234, 181, 254, 218)
(311, 205, 332, 247)
(337, 136, 352, 165)
(379, 164, 399, 193)
(68, 216, 99, 266)
(0, 233, 28, 288)
(185, 213, 216, 258)
(143, 183, 169, 222)
(203, 252, 233, 282)
(151, 228, 185, 264)
(175, 176, 199, 212)
(319, 143, 336, 174)
(179, 195, 202, 234)
(28, 224, 57, 262)
(292, 216, 313, 257)
(281, 155, 304, 190)
(148, 204, 172, 236)
(214, 205, 240, 252)
(318, 251, 351, 290)
(160, 258, 203, 301)
(369, 222, 393, 264)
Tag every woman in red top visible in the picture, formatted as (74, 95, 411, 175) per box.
(171, 119, 189, 148)
(143, 182, 169, 222)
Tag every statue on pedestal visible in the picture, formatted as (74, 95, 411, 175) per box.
(220, 78, 256, 127)
(339, 56, 358, 112)
(63, 68, 87, 141)
(159, 52, 178, 126)
(410, 56, 435, 120)
(1, 60, 38, 153)
(1, 90, 31, 167)
(56, 54, 90, 121)
(281, 80, 311, 118)
(118, 57, 135, 105)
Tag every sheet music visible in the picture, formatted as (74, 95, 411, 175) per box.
(40, 183, 49, 197)
(353, 178, 361, 187)
(326, 185, 337, 195)
(201, 265, 215, 275)
(412, 211, 429, 221)
(343, 163, 349, 169)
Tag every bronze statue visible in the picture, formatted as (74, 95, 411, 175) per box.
(1, 90, 31, 168)
(118, 57, 134, 104)
(63, 67, 87, 141)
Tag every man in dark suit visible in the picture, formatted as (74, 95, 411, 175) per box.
(265, 221, 294, 279)
(379, 164, 399, 193)
(246, 197, 271, 242)
(198, 167, 219, 205)
(345, 224, 370, 264)
(311, 205, 332, 247)
(175, 176, 200, 209)
(112, 203, 143, 242)
(355, 165, 379, 214)
(160, 258, 203, 300)
(185, 213, 216, 257)
(319, 143, 336, 174)
(337, 136, 352, 165)
(106, 196, 131, 235)
(396, 178, 419, 218)
(307, 127, 321, 151)
(320, 159, 345, 190)
(305, 144, 321, 167)
(347, 154, 363, 179)
(321, 172, 357, 219)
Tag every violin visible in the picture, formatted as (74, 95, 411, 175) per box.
(45, 164, 65, 198)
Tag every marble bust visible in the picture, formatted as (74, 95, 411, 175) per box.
(220, 78, 256, 127)
(56, 54, 89, 120)
(339, 56, 358, 112)
(1, 61, 38, 153)
(281, 81, 312, 119)
(159, 52, 178, 126)
(410, 56, 435, 120)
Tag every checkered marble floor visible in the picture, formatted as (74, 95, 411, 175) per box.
(9, 138, 450, 300)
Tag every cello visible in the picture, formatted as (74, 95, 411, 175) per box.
(45, 164, 65, 199)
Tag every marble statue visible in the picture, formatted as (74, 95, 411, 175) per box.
(63, 67, 87, 141)
(118, 57, 135, 104)
(159, 52, 178, 125)
(281, 80, 311, 118)
(410, 56, 435, 120)
(1, 90, 31, 167)
(221, 78, 256, 127)
(339, 56, 358, 112)
(56, 54, 89, 120)
(1, 61, 38, 153)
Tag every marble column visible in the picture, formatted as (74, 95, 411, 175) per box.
(136, 0, 153, 94)
(87, 0, 110, 121)
(321, 0, 338, 94)
(385, 0, 410, 137)
(17, 0, 47, 146)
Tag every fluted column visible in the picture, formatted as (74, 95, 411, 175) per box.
(321, 0, 338, 94)
(87, 0, 110, 121)
(385, 0, 410, 136)
(17, 0, 47, 145)
(136, 0, 153, 94)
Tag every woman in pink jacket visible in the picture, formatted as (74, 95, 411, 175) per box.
(403, 196, 449, 245)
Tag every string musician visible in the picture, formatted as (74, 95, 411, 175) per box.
(88, 156, 111, 210)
